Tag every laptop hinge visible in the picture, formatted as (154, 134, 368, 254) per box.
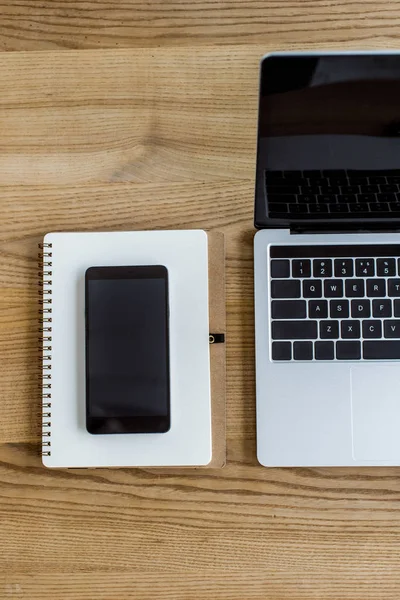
(290, 222, 400, 235)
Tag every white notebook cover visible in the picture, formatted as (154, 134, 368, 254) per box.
(41, 230, 211, 468)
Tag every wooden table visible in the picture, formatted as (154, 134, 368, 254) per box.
(1, 3, 400, 599)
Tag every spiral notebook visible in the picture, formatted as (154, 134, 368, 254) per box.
(39, 230, 226, 469)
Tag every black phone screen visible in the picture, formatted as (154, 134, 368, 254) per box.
(85, 265, 170, 434)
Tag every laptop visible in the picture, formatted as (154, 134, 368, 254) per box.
(254, 51, 400, 466)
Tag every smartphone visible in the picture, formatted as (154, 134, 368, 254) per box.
(85, 265, 170, 434)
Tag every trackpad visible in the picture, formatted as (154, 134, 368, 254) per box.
(351, 366, 400, 461)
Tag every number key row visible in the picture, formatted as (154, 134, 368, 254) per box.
(271, 258, 399, 278)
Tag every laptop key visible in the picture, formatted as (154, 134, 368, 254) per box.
(334, 259, 353, 277)
(351, 299, 371, 318)
(360, 185, 379, 194)
(315, 341, 334, 360)
(298, 194, 318, 204)
(313, 259, 332, 277)
(268, 185, 300, 195)
(388, 279, 400, 296)
(268, 203, 289, 214)
(395, 299, 400, 317)
(330, 178, 349, 187)
(283, 170, 303, 180)
(330, 300, 349, 318)
(268, 194, 296, 210)
(311, 178, 329, 186)
(303, 280, 322, 298)
(309, 204, 329, 214)
(271, 321, 318, 340)
(352, 202, 369, 213)
(271, 280, 301, 298)
(338, 194, 357, 204)
(352, 178, 369, 186)
(324, 279, 343, 297)
(369, 176, 387, 184)
(320, 186, 340, 195)
(318, 195, 336, 204)
(329, 203, 349, 213)
(362, 320, 382, 338)
(320, 320, 339, 339)
(380, 184, 399, 193)
(345, 279, 365, 297)
(308, 300, 328, 318)
(378, 193, 396, 202)
(293, 341, 313, 360)
(358, 194, 376, 203)
(271, 300, 306, 319)
(289, 203, 309, 214)
(384, 320, 400, 338)
(271, 260, 290, 278)
(366, 279, 386, 297)
(364, 340, 400, 360)
(272, 342, 292, 361)
(341, 320, 361, 339)
(341, 186, 359, 194)
(336, 341, 361, 360)
(372, 299, 392, 318)
(370, 202, 390, 212)
(377, 258, 396, 276)
(355, 259, 374, 276)
(292, 259, 311, 278)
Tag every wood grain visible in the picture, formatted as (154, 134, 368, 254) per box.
(1, 41, 400, 599)
(1, 0, 400, 51)
(0, 46, 259, 186)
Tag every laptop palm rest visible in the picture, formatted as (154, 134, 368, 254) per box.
(351, 366, 400, 461)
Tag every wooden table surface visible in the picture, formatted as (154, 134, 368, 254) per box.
(1, 3, 400, 599)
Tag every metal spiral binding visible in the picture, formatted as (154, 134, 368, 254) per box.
(38, 242, 52, 457)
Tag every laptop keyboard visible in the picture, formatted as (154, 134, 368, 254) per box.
(270, 244, 400, 361)
(266, 169, 400, 218)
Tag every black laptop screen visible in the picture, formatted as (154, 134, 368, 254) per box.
(255, 54, 400, 228)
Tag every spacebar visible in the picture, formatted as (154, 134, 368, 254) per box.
(363, 341, 400, 360)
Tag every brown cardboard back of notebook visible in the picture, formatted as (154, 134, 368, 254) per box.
(150, 231, 226, 471)
(205, 231, 226, 468)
